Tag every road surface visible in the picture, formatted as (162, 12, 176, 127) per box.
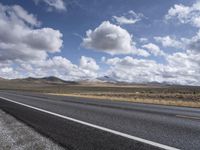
(0, 90, 200, 150)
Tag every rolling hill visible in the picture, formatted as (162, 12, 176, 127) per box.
(11, 76, 77, 84)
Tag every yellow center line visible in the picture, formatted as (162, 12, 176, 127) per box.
(176, 115, 200, 120)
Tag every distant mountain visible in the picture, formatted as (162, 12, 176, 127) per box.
(0, 77, 6, 81)
(96, 76, 173, 87)
(0, 75, 176, 87)
(12, 76, 77, 84)
(96, 76, 118, 83)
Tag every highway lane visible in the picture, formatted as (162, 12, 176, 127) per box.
(0, 91, 200, 150)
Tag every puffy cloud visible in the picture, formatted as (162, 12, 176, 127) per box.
(142, 43, 165, 56)
(0, 43, 48, 61)
(165, 1, 200, 27)
(104, 53, 200, 85)
(104, 56, 164, 83)
(165, 4, 190, 22)
(80, 56, 99, 71)
(0, 3, 100, 81)
(2, 2, 200, 86)
(28, 56, 96, 80)
(82, 21, 149, 56)
(186, 30, 200, 52)
(112, 10, 144, 25)
(34, 0, 66, 11)
(176, 30, 200, 53)
(154, 36, 182, 49)
(165, 51, 200, 85)
(4, 52, 198, 85)
(135, 49, 150, 57)
(0, 3, 63, 61)
(82, 21, 133, 55)
(0, 56, 100, 80)
(24, 28, 63, 53)
(0, 67, 21, 79)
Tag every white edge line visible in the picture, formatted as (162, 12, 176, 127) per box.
(0, 96, 179, 150)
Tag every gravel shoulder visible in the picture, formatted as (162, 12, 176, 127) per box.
(0, 109, 65, 150)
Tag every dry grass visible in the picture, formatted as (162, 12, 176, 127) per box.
(1, 80, 200, 108)
(48, 92, 200, 108)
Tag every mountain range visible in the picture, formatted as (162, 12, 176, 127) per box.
(0, 76, 172, 87)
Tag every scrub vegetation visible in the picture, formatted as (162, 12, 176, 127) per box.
(0, 77, 200, 107)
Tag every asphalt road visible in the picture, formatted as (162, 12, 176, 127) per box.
(0, 91, 199, 150)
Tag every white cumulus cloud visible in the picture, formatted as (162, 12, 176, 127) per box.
(186, 30, 200, 52)
(154, 36, 182, 49)
(80, 56, 99, 71)
(0, 3, 63, 62)
(103, 53, 200, 85)
(165, 1, 200, 28)
(0, 3, 101, 81)
(82, 21, 149, 56)
(142, 43, 165, 56)
(0, 56, 100, 80)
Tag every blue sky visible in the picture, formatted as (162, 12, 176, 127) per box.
(0, 0, 200, 85)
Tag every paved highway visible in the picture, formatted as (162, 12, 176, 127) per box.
(0, 91, 200, 150)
